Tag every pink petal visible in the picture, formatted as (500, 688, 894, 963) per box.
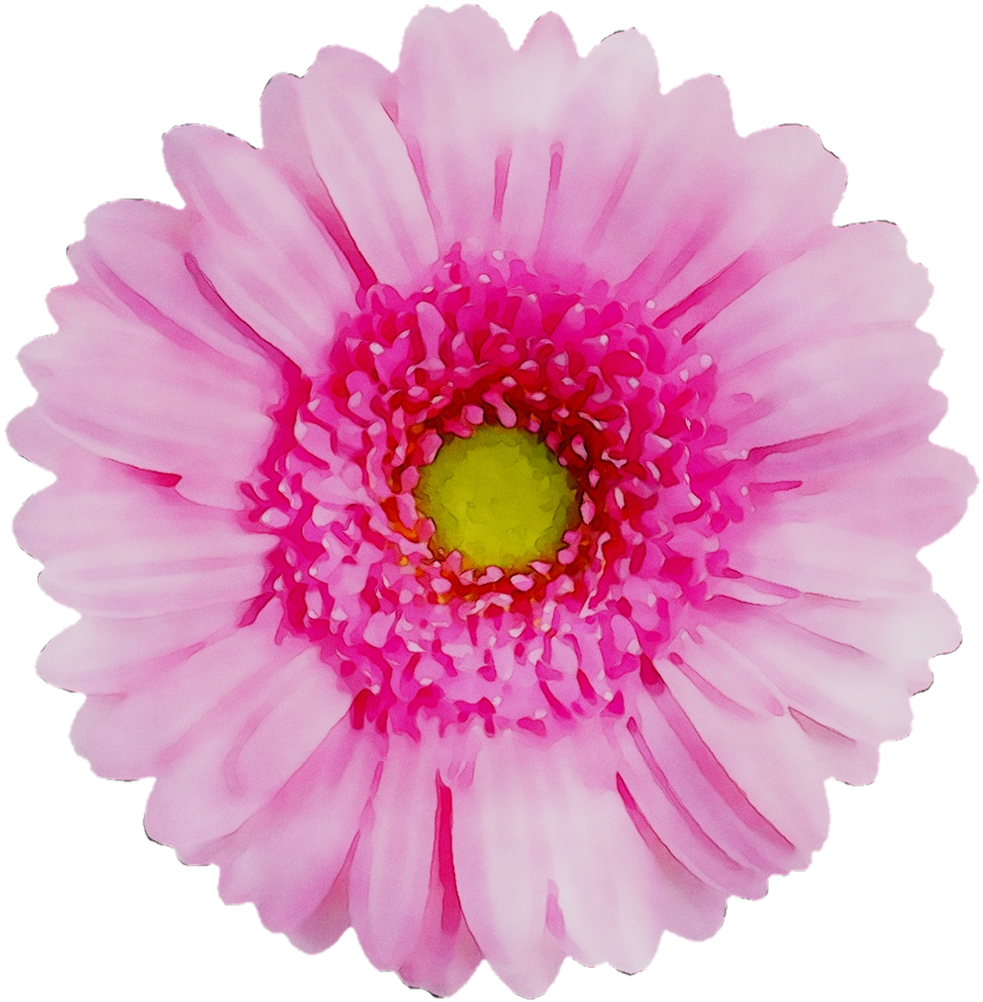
(452, 729, 726, 993)
(448, 729, 566, 996)
(71, 608, 287, 780)
(7, 404, 81, 474)
(71, 198, 275, 372)
(614, 118, 845, 321)
(262, 46, 438, 290)
(14, 458, 271, 617)
(748, 443, 975, 551)
(727, 521, 929, 601)
(624, 659, 833, 861)
(214, 723, 381, 935)
(56, 196, 280, 506)
(686, 599, 916, 747)
(21, 280, 274, 509)
(534, 28, 665, 277)
(163, 124, 357, 371)
(36, 605, 245, 694)
(615, 680, 811, 893)
(397, 777, 482, 996)
(145, 646, 351, 860)
(395, 6, 518, 255)
(349, 731, 442, 971)
(706, 223, 940, 452)
(498, 14, 581, 260)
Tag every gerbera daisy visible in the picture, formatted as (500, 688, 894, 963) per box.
(10, 5, 974, 998)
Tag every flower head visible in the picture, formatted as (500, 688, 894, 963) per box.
(11, 6, 974, 997)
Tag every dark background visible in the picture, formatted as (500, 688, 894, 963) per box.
(11, 3, 969, 997)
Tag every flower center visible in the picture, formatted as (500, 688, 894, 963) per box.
(414, 424, 578, 570)
(248, 250, 735, 738)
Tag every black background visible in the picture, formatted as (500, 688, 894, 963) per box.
(11, 3, 969, 997)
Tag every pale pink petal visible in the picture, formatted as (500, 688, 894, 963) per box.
(727, 521, 929, 601)
(262, 47, 438, 290)
(534, 28, 665, 277)
(711, 316, 938, 451)
(397, 778, 482, 996)
(163, 124, 357, 370)
(14, 459, 271, 617)
(670, 592, 952, 794)
(7, 404, 80, 474)
(214, 724, 381, 935)
(70, 198, 275, 373)
(532, 737, 724, 970)
(677, 591, 962, 797)
(625, 660, 834, 859)
(36, 605, 244, 694)
(145, 647, 351, 861)
(349, 731, 442, 971)
(71, 608, 286, 780)
(614, 118, 845, 320)
(395, 6, 518, 255)
(706, 223, 937, 452)
(705, 222, 928, 362)
(23, 197, 286, 509)
(452, 729, 726, 991)
(498, 14, 580, 260)
(395, 9, 664, 272)
(681, 598, 918, 756)
(449, 729, 566, 997)
(614, 682, 812, 891)
(21, 282, 274, 509)
(748, 443, 975, 550)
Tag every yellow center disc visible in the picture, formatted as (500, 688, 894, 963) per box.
(414, 425, 578, 570)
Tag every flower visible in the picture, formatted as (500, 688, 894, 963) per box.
(10, 5, 974, 998)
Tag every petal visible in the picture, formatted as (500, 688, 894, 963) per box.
(727, 521, 929, 601)
(17, 197, 286, 509)
(450, 726, 724, 994)
(262, 47, 438, 290)
(615, 118, 845, 321)
(50, 196, 281, 508)
(706, 223, 938, 452)
(534, 28, 665, 277)
(614, 680, 809, 894)
(7, 404, 81, 474)
(705, 222, 930, 366)
(625, 656, 833, 860)
(749, 442, 975, 550)
(21, 280, 275, 509)
(145, 645, 352, 860)
(36, 605, 245, 694)
(683, 597, 917, 749)
(70, 198, 274, 373)
(163, 124, 357, 370)
(214, 724, 381, 935)
(14, 458, 271, 617)
(349, 731, 441, 972)
(498, 14, 581, 260)
(397, 777, 482, 996)
(395, 5, 518, 256)
(448, 729, 566, 996)
(71, 608, 285, 780)
(673, 591, 959, 802)
(668, 597, 948, 790)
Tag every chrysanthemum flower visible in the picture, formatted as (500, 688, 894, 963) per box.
(11, 6, 974, 997)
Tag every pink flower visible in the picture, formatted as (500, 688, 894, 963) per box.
(10, 6, 974, 998)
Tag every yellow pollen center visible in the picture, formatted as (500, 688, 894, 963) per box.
(414, 425, 578, 570)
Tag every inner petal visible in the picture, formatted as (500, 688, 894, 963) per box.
(414, 424, 578, 570)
